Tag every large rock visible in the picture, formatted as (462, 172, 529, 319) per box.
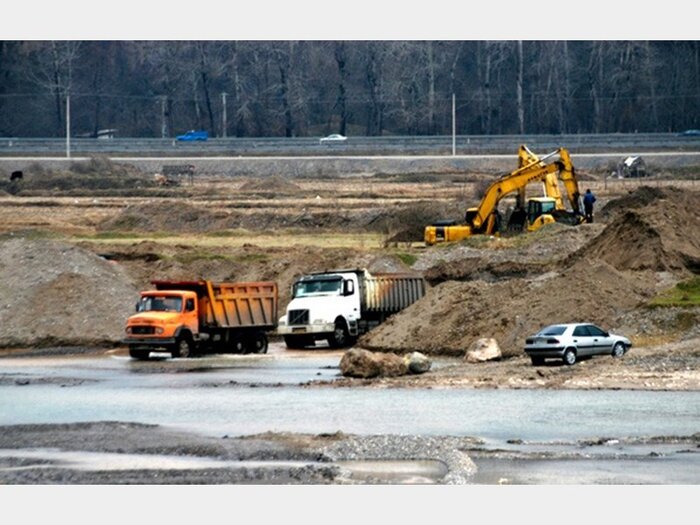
(340, 349, 409, 378)
(405, 352, 432, 374)
(465, 338, 502, 363)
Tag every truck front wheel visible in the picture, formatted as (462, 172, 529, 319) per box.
(172, 336, 193, 358)
(328, 320, 351, 349)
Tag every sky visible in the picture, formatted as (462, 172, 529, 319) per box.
(2, 1, 697, 40)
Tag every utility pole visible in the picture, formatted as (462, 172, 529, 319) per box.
(221, 92, 228, 138)
(160, 96, 168, 138)
(452, 93, 456, 156)
(66, 94, 71, 158)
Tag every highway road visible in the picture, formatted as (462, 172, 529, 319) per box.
(2, 132, 700, 157)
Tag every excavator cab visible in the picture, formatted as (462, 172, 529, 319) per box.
(526, 197, 558, 232)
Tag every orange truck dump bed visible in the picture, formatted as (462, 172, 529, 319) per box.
(123, 280, 278, 359)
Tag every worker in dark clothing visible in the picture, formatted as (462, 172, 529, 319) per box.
(583, 188, 596, 223)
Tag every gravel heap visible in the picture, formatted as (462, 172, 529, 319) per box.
(0, 236, 139, 347)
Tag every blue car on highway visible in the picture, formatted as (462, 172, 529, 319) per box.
(176, 130, 209, 141)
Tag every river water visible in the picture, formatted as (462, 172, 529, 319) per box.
(1, 350, 698, 443)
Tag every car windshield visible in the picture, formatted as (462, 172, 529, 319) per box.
(293, 277, 342, 298)
(536, 325, 567, 336)
(138, 295, 183, 313)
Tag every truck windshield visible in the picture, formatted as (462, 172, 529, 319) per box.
(138, 295, 183, 312)
(293, 278, 342, 298)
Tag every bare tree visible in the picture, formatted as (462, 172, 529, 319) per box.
(26, 41, 81, 135)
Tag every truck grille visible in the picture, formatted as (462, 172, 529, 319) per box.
(131, 326, 156, 335)
(288, 309, 309, 325)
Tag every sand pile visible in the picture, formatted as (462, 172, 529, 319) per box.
(0, 237, 140, 347)
(360, 259, 650, 357)
(569, 186, 700, 273)
(238, 176, 301, 193)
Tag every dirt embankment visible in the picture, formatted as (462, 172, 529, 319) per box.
(361, 186, 700, 356)
(97, 200, 463, 239)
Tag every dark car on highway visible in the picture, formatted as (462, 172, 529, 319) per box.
(524, 323, 631, 366)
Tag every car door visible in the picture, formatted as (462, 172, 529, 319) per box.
(586, 325, 614, 356)
(572, 325, 593, 356)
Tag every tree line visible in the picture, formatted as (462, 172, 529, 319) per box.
(0, 41, 698, 138)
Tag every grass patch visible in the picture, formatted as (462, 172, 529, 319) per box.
(395, 252, 418, 267)
(204, 229, 249, 238)
(173, 253, 231, 264)
(234, 253, 269, 263)
(648, 277, 700, 307)
(80, 231, 172, 240)
(0, 229, 63, 241)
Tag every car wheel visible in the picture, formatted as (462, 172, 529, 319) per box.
(562, 348, 577, 366)
(612, 342, 626, 358)
(530, 356, 545, 366)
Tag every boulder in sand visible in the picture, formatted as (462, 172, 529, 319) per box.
(406, 352, 432, 374)
(340, 348, 409, 378)
(465, 338, 502, 363)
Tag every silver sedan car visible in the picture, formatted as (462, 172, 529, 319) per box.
(524, 323, 632, 366)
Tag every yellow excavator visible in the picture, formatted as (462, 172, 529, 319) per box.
(424, 145, 585, 245)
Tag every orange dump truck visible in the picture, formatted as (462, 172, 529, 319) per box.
(123, 280, 278, 359)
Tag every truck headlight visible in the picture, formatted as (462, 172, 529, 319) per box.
(125, 327, 132, 335)
(313, 319, 325, 324)
(155, 327, 164, 335)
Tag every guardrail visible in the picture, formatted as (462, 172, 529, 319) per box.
(1, 133, 698, 157)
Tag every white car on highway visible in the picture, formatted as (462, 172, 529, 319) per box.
(524, 323, 632, 366)
(319, 134, 347, 144)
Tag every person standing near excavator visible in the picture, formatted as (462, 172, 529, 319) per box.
(583, 188, 597, 223)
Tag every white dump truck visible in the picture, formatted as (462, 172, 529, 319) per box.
(277, 268, 426, 349)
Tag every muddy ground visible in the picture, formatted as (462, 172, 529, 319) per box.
(0, 421, 696, 485)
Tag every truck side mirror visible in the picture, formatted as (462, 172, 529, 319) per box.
(135, 302, 140, 312)
(185, 299, 195, 312)
(343, 280, 355, 296)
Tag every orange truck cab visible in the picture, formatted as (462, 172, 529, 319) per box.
(123, 280, 278, 360)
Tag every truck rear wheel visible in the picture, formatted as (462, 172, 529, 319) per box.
(247, 332, 268, 354)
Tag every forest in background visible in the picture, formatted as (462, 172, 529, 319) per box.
(0, 41, 698, 138)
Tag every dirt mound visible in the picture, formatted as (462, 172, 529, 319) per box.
(0, 157, 152, 196)
(599, 185, 669, 219)
(424, 259, 552, 285)
(360, 259, 651, 357)
(238, 176, 301, 193)
(100, 198, 459, 235)
(0, 237, 139, 347)
(99, 201, 226, 232)
(569, 186, 700, 273)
